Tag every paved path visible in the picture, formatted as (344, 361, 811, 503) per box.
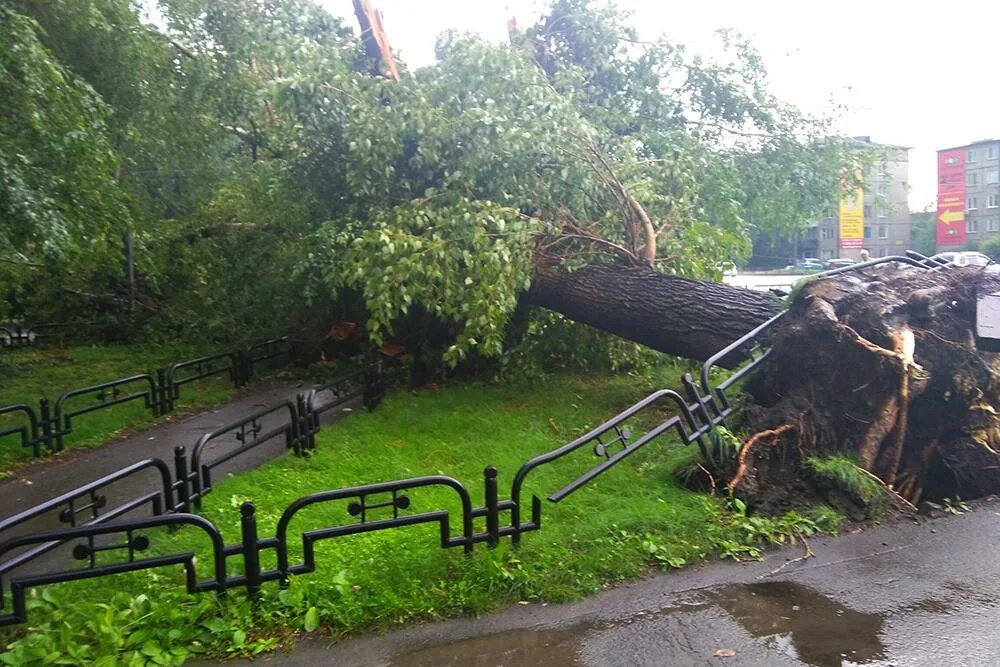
(0, 381, 359, 572)
(208, 498, 1000, 667)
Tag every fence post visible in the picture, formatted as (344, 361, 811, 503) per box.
(235, 350, 251, 388)
(240, 502, 262, 601)
(156, 368, 170, 414)
(174, 445, 191, 513)
(680, 373, 718, 473)
(295, 393, 314, 452)
(38, 398, 55, 454)
(484, 466, 499, 548)
(362, 353, 385, 411)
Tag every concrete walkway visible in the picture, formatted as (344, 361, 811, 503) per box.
(0, 381, 359, 570)
(205, 498, 1000, 667)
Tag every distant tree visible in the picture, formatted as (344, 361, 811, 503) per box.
(980, 235, 1000, 261)
(909, 210, 936, 256)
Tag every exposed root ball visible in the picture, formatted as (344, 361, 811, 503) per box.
(732, 266, 1000, 511)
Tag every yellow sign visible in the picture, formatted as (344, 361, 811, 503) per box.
(939, 209, 964, 224)
(839, 187, 864, 249)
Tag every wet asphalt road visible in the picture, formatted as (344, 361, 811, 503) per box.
(0, 381, 360, 573)
(210, 498, 1000, 667)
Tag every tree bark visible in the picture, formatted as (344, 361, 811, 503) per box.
(526, 263, 782, 364)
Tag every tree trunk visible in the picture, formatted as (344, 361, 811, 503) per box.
(527, 263, 781, 364)
(527, 260, 1000, 509)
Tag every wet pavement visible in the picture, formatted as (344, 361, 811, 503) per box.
(0, 381, 360, 571)
(212, 498, 1000, 667)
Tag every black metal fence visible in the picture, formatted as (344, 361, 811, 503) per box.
(0, 338, 291, 458)
(0, 324, 75, 349)
(0, 254, 953, 626)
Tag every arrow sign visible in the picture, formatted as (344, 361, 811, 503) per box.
(939, 209, 964, 224)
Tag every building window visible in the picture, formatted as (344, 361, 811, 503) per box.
(876, 183, 887, 196)
(878, 225, 888, 239)
(988, 170, 1000, 184)
(863, 226, 871, 239)
(863, 205, 872, 218)
(968, 172, 978, 186)
(877, 247, 889, 258)
(820, 226, 834, 240)
(989, 194, 1000, 209)
(969, 196, 979, 211)
(989, 145, 998, 160)
(968, 219, 979, 234)
(969, 148, 978, 163)
(989, 218, 1000, 232)
(877, 205, 888, 218)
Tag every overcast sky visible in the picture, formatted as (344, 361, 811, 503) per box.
(321, 0, 1000, 212)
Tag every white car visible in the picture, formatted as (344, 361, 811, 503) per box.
(931, 251, 991, 267)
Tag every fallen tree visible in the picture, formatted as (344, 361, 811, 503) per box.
(527, 263, 781, 365)
(326, 4, 1000, 509)
(724, 264, 1000, 509)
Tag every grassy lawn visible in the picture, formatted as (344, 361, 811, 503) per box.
(0, 366, 840, 666)
(0, 344, 236, 473)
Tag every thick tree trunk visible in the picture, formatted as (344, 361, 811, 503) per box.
(527, 263, 782, 364)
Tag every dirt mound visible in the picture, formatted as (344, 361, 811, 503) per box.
(729, 265, 1000, 513)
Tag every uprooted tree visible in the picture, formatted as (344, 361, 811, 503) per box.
(729, 265, 1000, 510)
(9, 0, 998, 505)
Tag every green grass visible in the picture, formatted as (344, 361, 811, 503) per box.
(805, 454, 884, 504)
(0, 344, 236, 472)
(0, 368, 841, 666)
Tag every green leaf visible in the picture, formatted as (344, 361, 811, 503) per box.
(303, 606, 319, 632)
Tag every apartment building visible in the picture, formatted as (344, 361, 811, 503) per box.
(802, 138, 910, 260)
(937, 139, 1000, 250)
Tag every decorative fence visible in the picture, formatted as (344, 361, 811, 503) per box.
(0, 324, 75, 349)
(0, 338, 291, 458)
(0, 253, 952, 626)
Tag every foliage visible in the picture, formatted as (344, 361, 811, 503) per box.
(909, 210, 937, 257)
(500, 310, 667, 378)
(805, 455, 883, 505)
(979, 235, 1000, 261)
(670, 424, 742, 488)
(2, 0, 860, 367)
(138, 162, 323, 344)
(942, 497, 969, 515)
(0, 5, 133, 322)
(706, 497, 842, 561)
(0, 371, 844, 664)
(315, 197, 536, 364)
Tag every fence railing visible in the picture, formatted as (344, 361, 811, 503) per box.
(0, 324, 77, 350)
(0, 255, 954, 626)
(0, 338, 291, 460)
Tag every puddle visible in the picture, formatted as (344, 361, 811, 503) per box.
(388, 625, 590, 667)
(387, 582, 890, 667)
(709, 581, 889, 667)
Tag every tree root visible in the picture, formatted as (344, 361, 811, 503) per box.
(851, 463, 918, 513)
(727, 423, 795, 493)
(760, 530, 814, 578)
(697, 463, 717, 495)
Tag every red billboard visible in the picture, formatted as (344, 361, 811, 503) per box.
(937, 149, 966, 246)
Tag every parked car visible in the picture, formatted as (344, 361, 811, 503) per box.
(784, 258, 824, 270)
(930, 251, 991, 267)
(826, 258, 856, 269)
